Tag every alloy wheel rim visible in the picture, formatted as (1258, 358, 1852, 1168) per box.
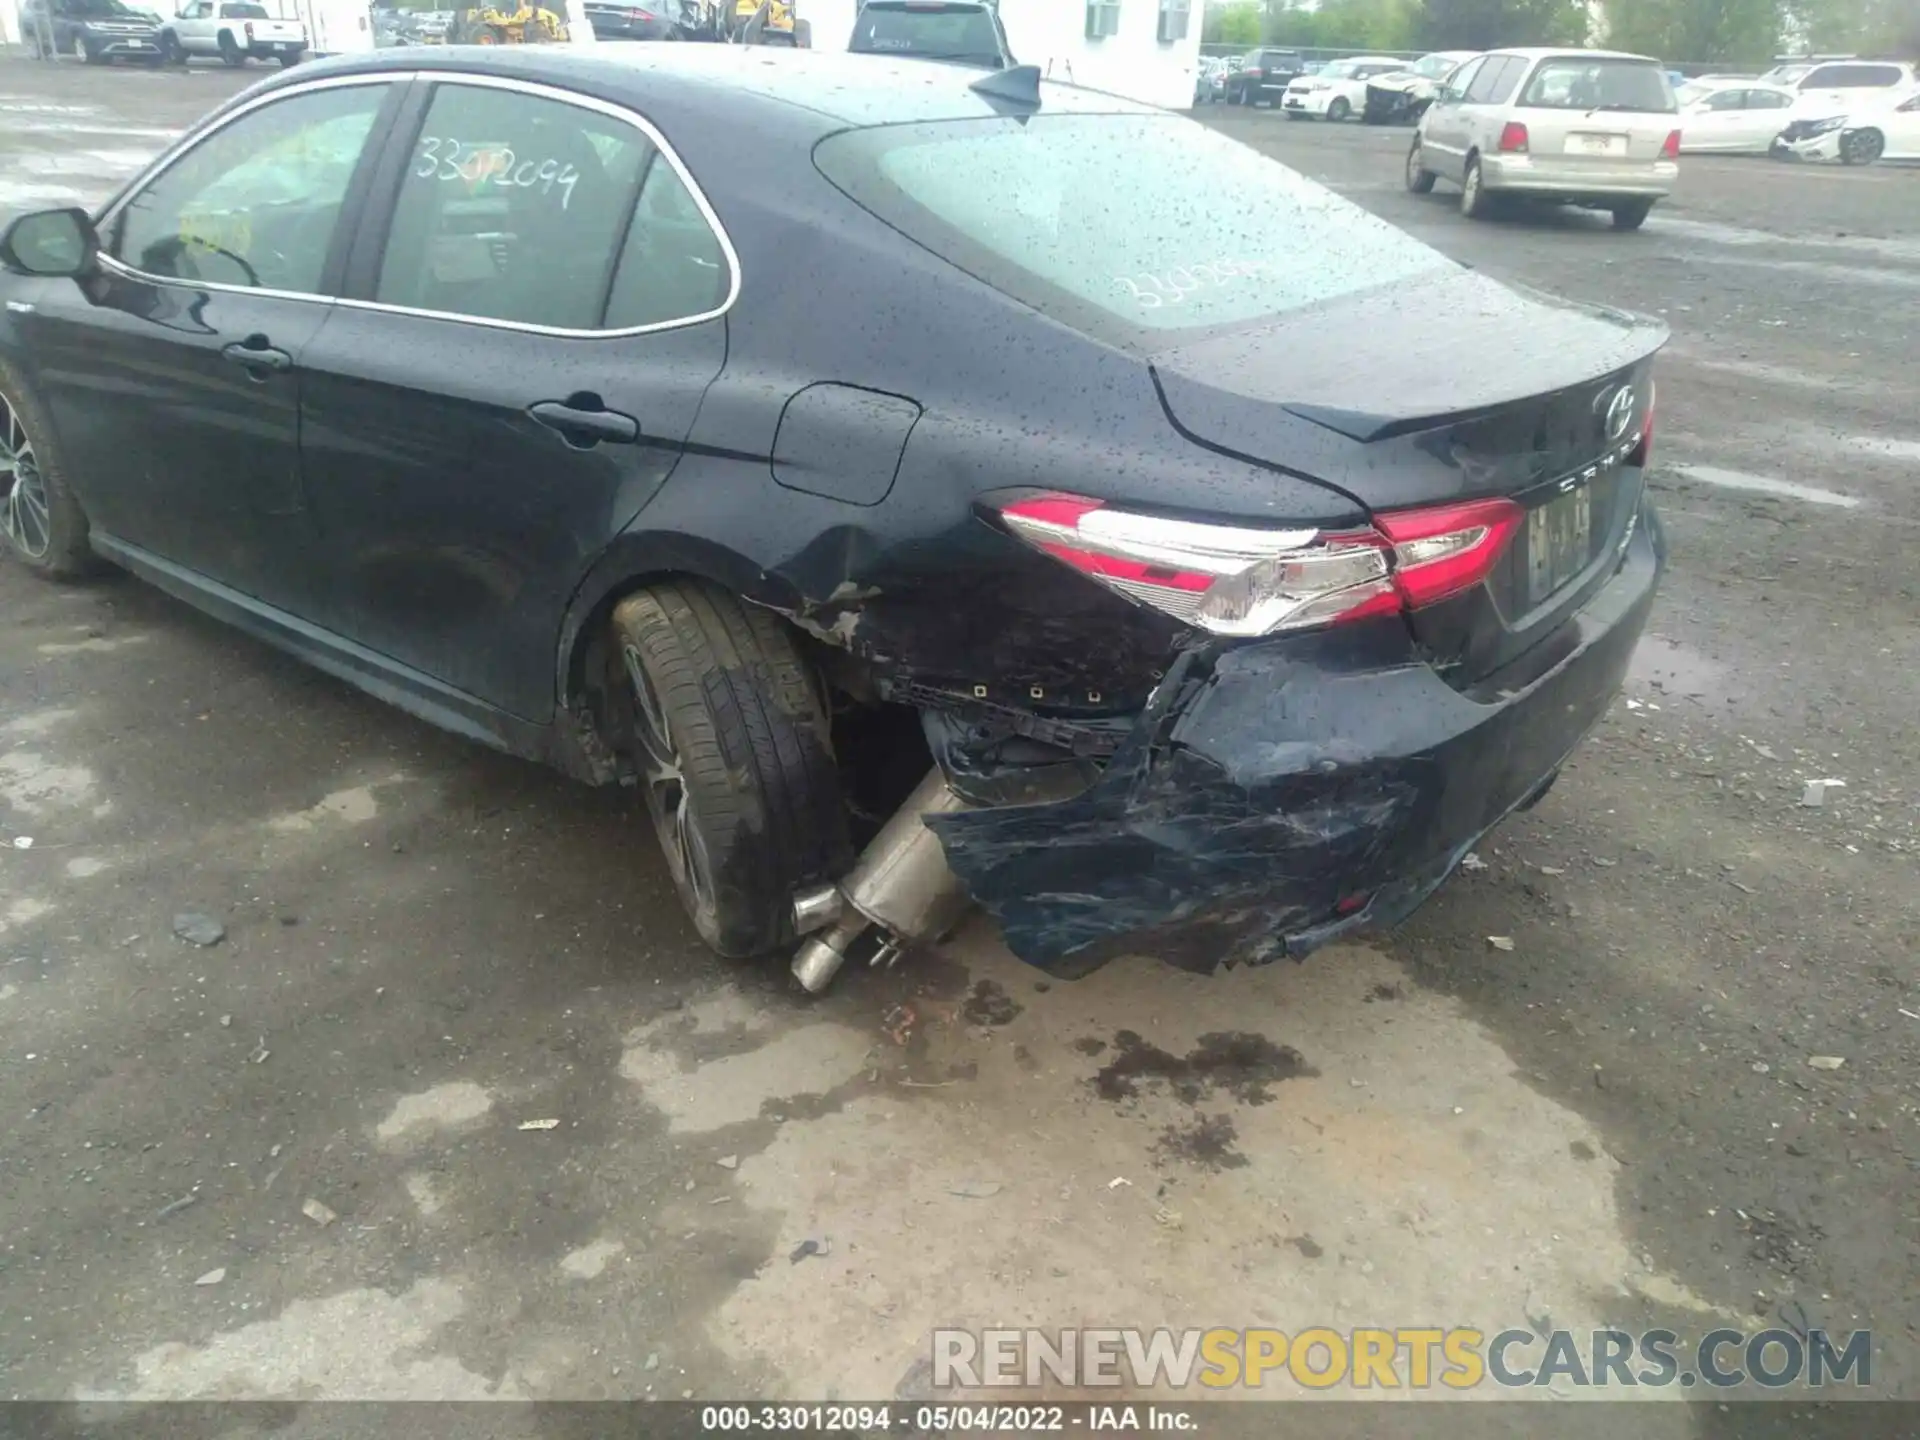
(1464, 165, 1479, 205)
(0, 393, 52, 561)
(621, 643, 716, 916)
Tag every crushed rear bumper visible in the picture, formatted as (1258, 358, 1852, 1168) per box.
(929, 498, 1664, 978)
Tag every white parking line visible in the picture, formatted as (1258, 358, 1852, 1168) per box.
(1667, 464, 1861, 509)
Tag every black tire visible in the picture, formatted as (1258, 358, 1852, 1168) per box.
(1327, 96, 1351, 122)
(609, 582, 850, 959)
(1840, 129, 1884, 166)
(217, 31, 245, 64)
(1284, 110, 1305, 121)
(160, 30, 187, 63)
(1460, 155, 1491, 219)
(276, 50, 302, 66)
(1611, 199, 1654, 231)
(1405, 137, 1436, 194)
(0, 359, 98, 581)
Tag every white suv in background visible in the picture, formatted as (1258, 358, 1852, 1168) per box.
(1789, 59, 1917, 115)
(1282, 57, 1408, 122)
(1408, 48, 1680, 230)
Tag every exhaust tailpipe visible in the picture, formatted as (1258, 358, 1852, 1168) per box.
(791, 768, 971, 993)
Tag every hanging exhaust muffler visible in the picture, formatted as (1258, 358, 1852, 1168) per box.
(790, 768, 972, 994)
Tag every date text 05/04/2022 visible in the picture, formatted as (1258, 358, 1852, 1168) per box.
(698, 1403, 1199, 1433)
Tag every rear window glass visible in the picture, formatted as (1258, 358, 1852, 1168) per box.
(221, 3, 270, 14)
(849, 4, 1001, 63)
(1519, 57, 1675, 113)
(814, 114, 1453, 342)
(1801, 63, 1904, 89)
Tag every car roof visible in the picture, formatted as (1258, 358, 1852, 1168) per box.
(1327, 55, 1405, 64)
(1481, 47, 1661, 63)
(266, 45, 1160, 128)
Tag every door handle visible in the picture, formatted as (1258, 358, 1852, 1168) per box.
(221, 340, 292, 374)
(529, 400, 640, 448)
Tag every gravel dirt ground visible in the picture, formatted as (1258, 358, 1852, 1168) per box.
(0, 57, 1915, 1420)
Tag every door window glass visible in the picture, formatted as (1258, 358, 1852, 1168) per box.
(1440, 57, 1482, 100)
(107, 83, 386, 293)
(1463, 57, 1507, 103)
(1482, 55, 1526, 104)
(1704, 88, 1748, 110)
(375, 83, 657, 330)
(603, 155, 731, 329)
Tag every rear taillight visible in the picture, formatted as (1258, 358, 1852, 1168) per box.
(244, 19, 254, 37)
(628, 5, 653, 15)
(1629, 380, 1656, 467)
(1660, 129, 1682, 159)
(992, 493, 1522, 638)
(1498, 121, 1529, 152)
(1245, 68, 1262, 77)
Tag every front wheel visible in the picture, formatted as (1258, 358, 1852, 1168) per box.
(1405, 138, 1436, 194)
(1, 361, 97, 580)
(160, 30, 188, 63)
(1840, 129, 1884, 166)
(1327, 96, 1351, 122)
(1611, 199, 1654, 231)
(608, 582, 850, 959)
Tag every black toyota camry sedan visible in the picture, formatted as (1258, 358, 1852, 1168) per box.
(0, 47, 1666, 989)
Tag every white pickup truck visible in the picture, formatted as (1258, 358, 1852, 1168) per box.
(159, 0, 307, 65)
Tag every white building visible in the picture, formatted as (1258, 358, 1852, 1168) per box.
(806, 0, 1205, 111)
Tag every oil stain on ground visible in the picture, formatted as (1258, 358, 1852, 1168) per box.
(1154, 1112, 1249, 1170)
(1091, 1030, 1316, 1105)
(961, 979, 1022, 1027)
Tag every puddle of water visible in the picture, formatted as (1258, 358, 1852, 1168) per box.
(1667, 464, 1861, 509)
(1628, 635, 1735, 708)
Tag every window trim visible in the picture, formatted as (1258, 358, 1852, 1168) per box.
(94, 74, 404, 306)
(94, 69, 743, 342)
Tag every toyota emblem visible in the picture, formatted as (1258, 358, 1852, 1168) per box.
(1602, 386, 1637, 442)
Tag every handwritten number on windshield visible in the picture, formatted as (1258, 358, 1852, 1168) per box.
(1112, 258, 1266, 310)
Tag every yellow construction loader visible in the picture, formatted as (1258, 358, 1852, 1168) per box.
(449, 2, 570, 44)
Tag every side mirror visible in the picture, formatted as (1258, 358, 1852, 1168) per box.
(0, 208, 99, 280)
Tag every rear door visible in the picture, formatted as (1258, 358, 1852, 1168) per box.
(1730, 87, 1793, 149)
(296, 75, 733, 722)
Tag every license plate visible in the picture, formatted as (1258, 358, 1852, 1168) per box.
(1565, 133, 1627, 157)
(1526, 484, 1592, 607)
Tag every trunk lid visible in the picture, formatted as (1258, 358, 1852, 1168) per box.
(1150, 266, 1664, 681)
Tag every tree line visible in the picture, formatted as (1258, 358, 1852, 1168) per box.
(1203, 0, 1920, 65)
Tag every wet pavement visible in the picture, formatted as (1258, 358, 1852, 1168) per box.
(2, 56, 1917, 1415)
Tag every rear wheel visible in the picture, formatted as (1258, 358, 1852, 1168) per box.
(1327, 96, 1351, 122)
(1840, 128, 1884, 166)
(1611, 198, 1654, 231)
(1405, 137, 1436, 193)
(276, 50, 301, 65)
(1460, 155, 1491, 219)
(0, 361, 97, 580)
(608, 582, 849, 959)
(217, 30, 245, 63)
